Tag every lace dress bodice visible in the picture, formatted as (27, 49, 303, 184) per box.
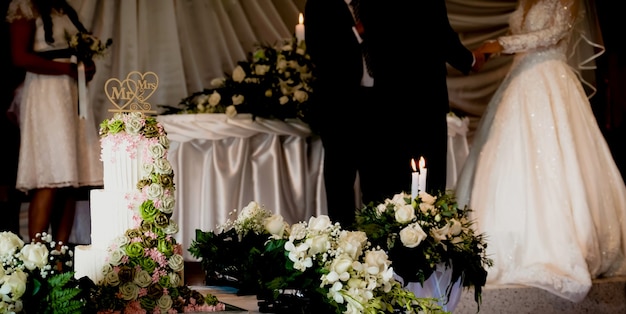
(498, 0, 576, 55)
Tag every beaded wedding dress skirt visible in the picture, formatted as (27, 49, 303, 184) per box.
(455, 0, 626, 303)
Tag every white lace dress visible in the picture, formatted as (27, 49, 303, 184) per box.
(8, 0, 103, 191)
(455, 0, 626, 302)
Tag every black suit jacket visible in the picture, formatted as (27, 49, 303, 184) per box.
(304, 0, 364, 117)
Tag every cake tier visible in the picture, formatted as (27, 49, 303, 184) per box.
(73, 245, 109, 284)
(101, 137, 148, 192)
(89, 189, 140, 249)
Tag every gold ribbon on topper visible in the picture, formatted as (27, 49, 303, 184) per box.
(104, 71, 159, 113)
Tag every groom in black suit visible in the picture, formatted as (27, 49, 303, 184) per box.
(305, 0, 483, 228)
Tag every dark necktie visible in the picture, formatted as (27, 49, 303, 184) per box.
(350, 0, 374, 77)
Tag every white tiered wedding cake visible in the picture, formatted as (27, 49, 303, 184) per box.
(73, 111, 172, 282)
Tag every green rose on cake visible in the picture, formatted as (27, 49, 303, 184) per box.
(138, 258, 157, 274)
(100, 118, 125, 135)
(125, 242, 145, 258)
(157, 238, 174, 256)
(140, 200, 159, 222)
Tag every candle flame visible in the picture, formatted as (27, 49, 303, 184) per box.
(299, 13, 304, 24)
(419, 156, 426, 170)
(411, 158, 417, 172)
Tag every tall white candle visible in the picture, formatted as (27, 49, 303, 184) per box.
(411, 158, 418, 200)
(418, 156, 427, 193)
(295, 13, 305, 43)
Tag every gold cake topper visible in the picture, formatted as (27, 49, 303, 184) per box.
(104, 71, 158, 113)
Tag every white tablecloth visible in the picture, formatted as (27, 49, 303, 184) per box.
(157, 114, 326, 261)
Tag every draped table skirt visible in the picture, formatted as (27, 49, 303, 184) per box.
(157, 114, 327, 260)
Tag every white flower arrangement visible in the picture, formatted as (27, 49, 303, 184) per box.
(0, 232, 83, 313)
(272, 215, 446, 313)
(161, 37, 315, 123)
(354, 191, 493, 307)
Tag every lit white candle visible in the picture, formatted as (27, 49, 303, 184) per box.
(418, 156, 427, 193)
(295, 13, 305, 43)
(411, 158, 419, 200)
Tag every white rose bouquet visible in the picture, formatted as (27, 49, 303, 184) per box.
(0, 231, 86, 313)
(354, 191, 493, 308)
(160, 37, 315, 124)
(260, 214, 448, 314)
(188, 201, 288, 295)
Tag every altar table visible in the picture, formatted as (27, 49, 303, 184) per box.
(157, 114, 326, 261)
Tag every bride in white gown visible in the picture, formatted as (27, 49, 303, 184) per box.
(455, 0, 626, 302)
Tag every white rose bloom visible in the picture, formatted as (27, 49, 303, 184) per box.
(124, 116, 143, 135)
(208, 91, 222, 106)
(159, 135, 170, 149)
(169, 272, 182, 287)
(255, 64, 270, 75)
(160, 194, 175, 214)
(157, 294, 173, 311)
(232, 65, 246, 82)
(146, 183, 164, 200)
(330, 256, 353, 281)
(141, 162, 154, 176)
(195, 94, 209, 106)
(306, 234, 330, 256)
(0, 269, 27, 300)
(339, 231, 367, 260)
(0, 232, 24, 258)
(449, 219, 463, 236)
(103, 270, 120, 286)
(119, 282, 139, 300)
(419, 202, 435, 213)
(153, 158, 173, 174)
(211, 77, 225, 87)
(394, 203, 416, 224)
(148, 143, 166, 159)
(133, 270, 153, 288)
(19, 243, 49, 270)
(108, 248, 126, 266)
(431, 224, 450, 242)
(391, 193, 408, 205)
(232, 94, 245, 105)
(289, 223, 307, 241)
(114, 235, 130, 247)
(364, 249, 390, 275)
(419, 191, 437, 205)
(168, 254, 185, 272)
(276, 59, 287, 71)
(308, 215, 332, 232)
(399, 224, 427, 248)
(293, 90, 308, 103)
(226, 105, 237, 118)
(163, 220, 179, 235)
(264, 214, 287, 238)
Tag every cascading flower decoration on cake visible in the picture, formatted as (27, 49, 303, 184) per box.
(0, 232, 86, 313)
(160, 37, 315, 123)
(353, 191, 493, 307)
(87, 112, 224, 313)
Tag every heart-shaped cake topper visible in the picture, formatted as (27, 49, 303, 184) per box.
(104, 71, 159, 113)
